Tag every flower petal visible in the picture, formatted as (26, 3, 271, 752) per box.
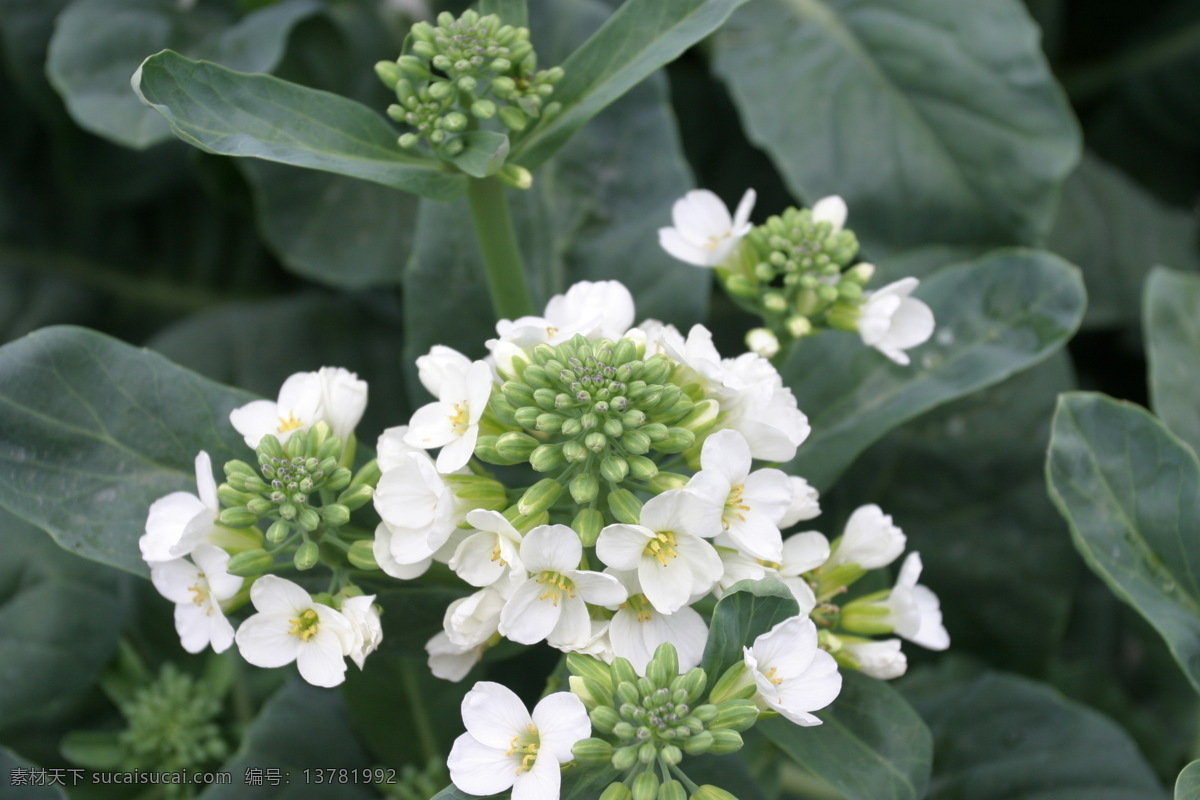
(448, 733, 517, 796)
(460, 681, 532, 749)
(531, 692, 590, 762)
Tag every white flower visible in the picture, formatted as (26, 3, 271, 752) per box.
(149, 544, 242, 654)
(596, 490, 722, 615)
(229, 371, 323, 449)
(714, 529, 826, 614)
(686, 430, 791, 562)
(658, 188, 756, 268)
(405, 359, 493, 473)
(316, 367, 368, 440)
(340, 595, 383, 669)
(811, 195, 848, 232)
(779, 476, 821, 529)
(604, 570, 708, 675)
(373, 451, 462, 569)
(449, 509, 525, 589)
(416, 345, 475, 399)
(826, 504, 905, 570)
(657, 323, 727, 392)
(842, 639, 907, 680)
(141, 451, 221, 563)
(498, 525, 626, 650)
(445, 585, 509, 650)
(375, 425, 426, 471)
(883, 553, 950, 650)
(717, 352, 810, 462)
(448, 682, 590, 800)
(234, 575, 355, 688)
(426, 631, 484, 682)
(858, 277, 935, 366)
(745, 327, 780, 358)
(744, 616, 841, 726)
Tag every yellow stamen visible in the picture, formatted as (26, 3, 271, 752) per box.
(620, 593, 655, 623)
(505, 729, 541, 775)
(277, 410, 304, 433)
(723, 484, 750, 528)
(765, 666, 783, 686)
(188, 578, 210, 613)
(535, 572, 576, 606)
(643, 531, 679, 566)
(704, 232, 731, 251)
(449, 402, 470, 434)
(288, 608, 320, 642)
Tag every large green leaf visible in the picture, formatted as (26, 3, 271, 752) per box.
(700, 578, 798, 682)
(510, 0, 754, 169)
(1047, 392, 1200, 693)
(200, 681, 373, 800)
(0, 748, 69, 798)
(906, 668, 1166, 799)
(1178, 761, 1200, 800)
(0, 326, 254, 577)
(1145, 267, 1200, 454)
(784, 249, 1085, 491)
(712, 0, 1080, 255)
(133, 50, 464, 201)
(762, 671, 932, 800)
(47, 0, 322, 149)
(1049, 153, 1199, 330)
(403, 0, 705, 403)
(0, 512, 127, 731)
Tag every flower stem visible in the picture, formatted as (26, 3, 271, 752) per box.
(400, 658, 440, 763)
(466, 176, 536, 321)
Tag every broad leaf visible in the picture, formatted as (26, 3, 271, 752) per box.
(700, 578, 798, 682)
(0, 513, 126, 731)
(134, 51, 464, 201)
(201, 681, 373, 800)
(1178, 761, 1200, 800)
(762, 671, 932, 800)
(1049, 153, 1200, 329)
(784, 249, 1085, 491)
(713, 0, 1080, 255)
(1047, 392, 1200, 693)
(450, 131, 510, 179)
(510, 0, 754, 169)
(481, 0, 527, 26)
(0, 748, 69, 798)
(0, 326, 254, 577)
(47, 0, 322, 149)
(906, 668, 1166, 799)
(1146, 267, 1200, 454)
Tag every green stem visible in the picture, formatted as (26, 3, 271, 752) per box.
(467, 177, 536, 321)
(400, 658, 440, 763)
(778, 763, 847, 800)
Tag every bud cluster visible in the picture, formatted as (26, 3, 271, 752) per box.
(568, 645, 757, 800)
(375, 10, 564, 168)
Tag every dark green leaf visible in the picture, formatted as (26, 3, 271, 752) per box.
(510, 0, 754, 169)
(1177, 761, 1200, 800)
(133, 50, 465, 201)
(784, 249, 1085, 491)
(713, 0, 1080, 255)
(1049, 153, 1200, 330)
(763, 671, 932, 800)
(0, 326, 254, 577)
(700, 578, 798, 683)
(480, 0, 527, 27)
(0, 747, 69, 798)
(200, 681, 373, 800)
(47, 0, 323, 149)
(1047, 392, 1200, 694)
(1146, 267, 1200, 454)
(450, 131, 510, 179)
(0, 512, 126, 731)
(906, 668, 1165, 799)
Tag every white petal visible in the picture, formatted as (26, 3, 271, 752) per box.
(460, 681, 532, 749)
(249, 575, 309, 615)
(406, 402, 459, 450)
(141, 492, 207, 562)
(700, 429, 751, 484)
(531, 692, 590, 762)
(437, 428, 478, 473)
(499, 581, 561, 645)
(568, 570, 627, 606)
(235, 614, 298, 668)
(193, 451, 218, 511)
(151, 558, 201, 605)
(295, 632, 349, 687)
(520, 525, 582, 574)
(547, 595, 591, 651)
(512, 749, 560, 800)
(908, 585, 950, 650)
(228, 400, 281, 449)
(732, 188, 757, 231)
(317, 366, 368, 440)
(780, 531, 831, 576)
(416, 345, 472, 399)
(811, 195, 848, 232)
(451, 531, 509, 587)
(448, 733, 517, 796)
(175, 603, 233, 654)
(596, 524, 652, 570)
(639, 557, 694, 615)
(373, 525, 432, 579)
(659, 227, 711, 267)
(775, 649, 842, 722)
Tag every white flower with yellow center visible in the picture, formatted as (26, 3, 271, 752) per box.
(149, 544, 242, 654)
(825, 504, 906, 571)
(844, 552, 950, 651)
(234, 575, 355, 688)
(604, 569, 708, 675)
(686, 430, 792, 562)
(448, 681, 590, 800)
(744, 616, 841, 726)
(229, 371, 323, 449)
(405, 359, 493, 473)
(716, 352, 811, 462)
(595, 490, 722, 615)
(658, 188, 756, 268)
(141, 451, 222, 563)
(449, 509, 525, 589)
(498, 525, 626, 650)
(858, 277, 935, 366)
(373, 449, 464, 576)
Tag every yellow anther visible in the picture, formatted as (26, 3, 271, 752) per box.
(276, 411, 304, 433)
(704, 233, 730, 251)
(288, 608, 320, 642)
(188, 581, 210, 611)
(490, 544, 506, 564)
(643, 531, 678, 566)
(765, 666, 783, 686)
(449, 402, 470, 433)
(723, 485, 751, 528)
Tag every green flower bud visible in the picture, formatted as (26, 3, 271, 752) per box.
(658, 780, 686, 800)
(529, 443, 567, 472)
(602, 784, 633, 800)
(498, 163, 534, 190)
(607, 489, 643, 525)
(660, 745, 683, 766)
(471, 98, 497, 119)
(676, 399, 719, 434)
(648, 472, 689, 494)
(847, 261, 876, 284)
(690, 786, 738, 800)
(570, 472, 600, 504)
(655, 427, 696, 454)
(585, 431, 609, 454)
(600, 455, 629, 483)
(708, 729, 744, 755)
(603, 417, 625, 438)
(610, 656, 639, 687)
(245, 497, 273, 516)
(225, 459, 258, 481)
(573, 507, 604, 547)
(266, 519, 290, 544)
(398, 132, 420, 148)
(518, 478, 563, 516)
(294, 541, 320, 571)
(638, 741, 657, 764)
(649, 642, 680, 682)
(620, 429, 652, 455)
(838, 596, 894, 636)
(568, 653, 615, 693)
(615, 680, 640, 708)
(337, 483, 375, 511)
(611, 744, 639, 772)
(218, 507, 257, 529)
(711, 700, 759, 732)
(375, 60, 403, 89)
(691, 704, 718, 724)
(326, 467, 353, 492)
(572, 737, 613, 767)
(786, 315, 813, 338)
(320, 504, 351, 527)
(297, 507, 321, 532)
(496, 431, 540, 461)
(708, 663, 755, 705)
(563, 439, 588, 463)
(622, 455, 656, 481)
(682, 730, 714, 756)
(257, 434, 284, 460)
(226, 548, 273, 577)
(347, 540, 379, 571)
(632, 772, 659, 800)
(590, 705, 621, 734)
(410, 40, 436, 60)
(217, 484, 258, 509)
(612, 721, 636, 741)
(499, 105, 527, 131)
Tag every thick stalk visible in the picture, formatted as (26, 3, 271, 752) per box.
(467, 177, 536, 321)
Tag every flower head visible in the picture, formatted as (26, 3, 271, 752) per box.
(826, 504, 905, 570)
(405, 359, 493, 473)
(316, 367, 368, 440)
(658, 189, 756, 268)
(229, 372, 324, 449)
(858, 277, 935, 365)
(744, 616, 841, 726)
(150, 544, 242, 654)
(340, 594, 383, 670)
(141, 451, 221, 563)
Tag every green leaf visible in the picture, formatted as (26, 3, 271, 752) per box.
(1177, 761, 1200, 800)
(133, 50, 465, 201)
(47, 0, 323, 149)
(906, 668, 1165, 799)
(1049, 153, 1200, 330)
(450, 131, 510, 179)
(1046, 392, 1200, 694)
(480, 0, 528, 27)
(762, 671, 932, 800)
(0, 747, 69, 798)
(0, 326, 254, 577)
(700, 578, 798, 682)
(712, 0, 1080, 255)
(200, 681, 373, 800)
(0, 512, 127, 731)
(784, 248, 1085, 491)
(510, 0, 754, 169)
(1146, 267, 1200, 454)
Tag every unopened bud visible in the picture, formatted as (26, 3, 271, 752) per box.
(682, 730, 714, 756)
(337, 483, 375, 511)
(320, 504, 351, 527)
(611, 744, 639, 772)
(471, 98, 497, 119)
(297, 507, 321, 532)
(746, 328, 780, 358)
(217, 484, 258, 509)
(606, 489, 643, 525)
(496, 431, 539, 461)
(226, 548, 273, 577)
(518, 478, 563, 516)
(589, 705, 621, 734)
(631, 772, 659, 800)
(710, 700, 759, 732)
(600, 455, 629, 483)
(602, 784, 633, 800)
(572, 508, 603, 547)
(571, 737, 613, 767)
(655, 427, 695, 454)
(499, 105, 527, 131)
(690, 786, 738, 800)
(266, 519, 290, 544)
(620, 429, 652, 455)
(786, 315, 813, 338)
(347, 540, 379, 571)
(294, 541, 320, 571)
(326, 467, 353, 492)
(708, 729, 744, 755)
(569, 473, 599, 504)
(218, 507, 257, 529)
(659, 779, 686, 800)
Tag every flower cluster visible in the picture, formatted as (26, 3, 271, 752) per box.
(659, 190, 935, 365)
(141, 367, 384, 687)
